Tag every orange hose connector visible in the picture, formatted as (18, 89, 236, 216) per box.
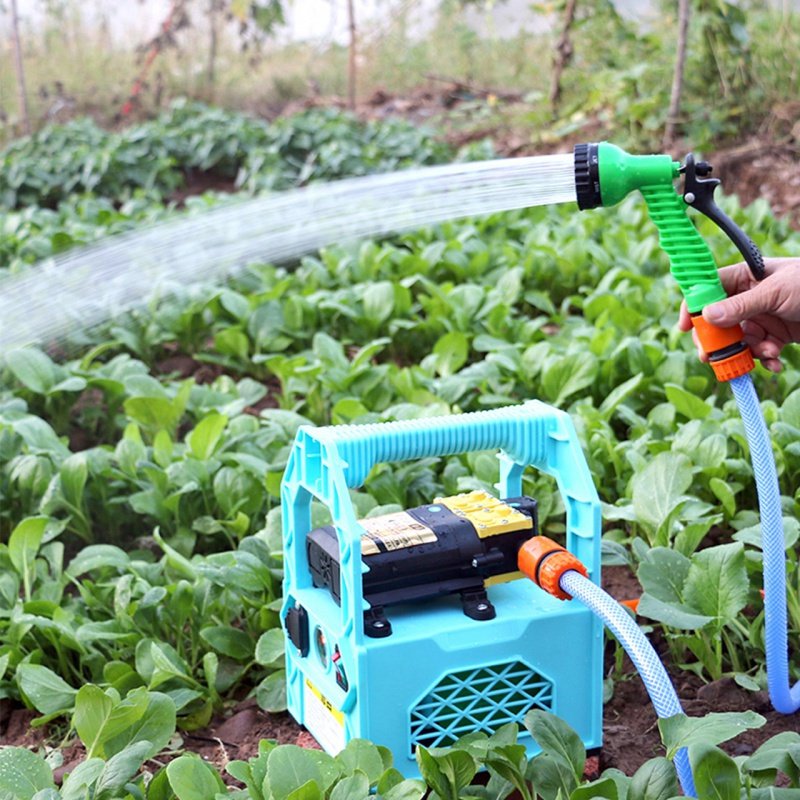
(690, 315, 754, 382)
(518, 537, 588, 601)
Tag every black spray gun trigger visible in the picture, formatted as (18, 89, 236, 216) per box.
(680, 153, 766, 282)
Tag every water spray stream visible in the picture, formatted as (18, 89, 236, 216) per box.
(0, 155, 576, 353)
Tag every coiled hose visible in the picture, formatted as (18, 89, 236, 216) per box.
(559, 570, 696, 797)
(729, 373, 800, 713)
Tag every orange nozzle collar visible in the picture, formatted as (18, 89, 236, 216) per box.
(690, 315, 754, 381)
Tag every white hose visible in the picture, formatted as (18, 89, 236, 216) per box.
(559, 570, 696, 796)
(729, 373, 800, 713)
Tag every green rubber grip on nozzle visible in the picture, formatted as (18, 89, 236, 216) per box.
(597, 142, 728, 313)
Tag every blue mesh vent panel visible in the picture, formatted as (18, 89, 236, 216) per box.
(409, 660, 554, 752)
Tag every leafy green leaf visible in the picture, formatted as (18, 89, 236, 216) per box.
(570, 776, 619, 800)
(8, 516, 48, 581)
(709, 477, 736, 518)
(627, 757, 678, 800)
(432, 332, 469, 377)
(384, 779, 427, 800)
(103, 691, 176, 760)
(256, 670, 287, 713)
(684, 543, 748, 626)
(658, 712, 766, 760)
(187, 413, 228, 460)
(0, 748, 55, 800)
(166, 754, 227, 800)
(329, 771, 370, 800)
(524, 709, 585, 781)
(541, 352, 598, 407)
(631, 453, 692, 537)
(416, 747, 477, 800)
(60, 758, 105, 800)
(337, 740, 385, 784)
(267, 746, 324, 800)
(94, 741, 153, 799)
(688, 744, 740, 800)
(16, 664, 77, 716)
(528, 752, 577, 800)
(664, 384, 712, 420)
(200, 626, 254, 660)
(255, 629, 285, 666)
(74, 684, 149, 759)
(6, 348, 60, 394)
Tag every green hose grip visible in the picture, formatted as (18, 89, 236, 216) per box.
(595, 143, 728, 314)
(640, 185, 728, 313)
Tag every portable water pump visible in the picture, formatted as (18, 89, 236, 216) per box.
(281, 404, 602, 770)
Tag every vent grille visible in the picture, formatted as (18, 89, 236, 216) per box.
(409, 660, 554, 752)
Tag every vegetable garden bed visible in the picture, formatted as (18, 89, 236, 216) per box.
(2, 103, 800, 798)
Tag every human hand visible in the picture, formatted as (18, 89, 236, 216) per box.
(678, 258, 800, 373)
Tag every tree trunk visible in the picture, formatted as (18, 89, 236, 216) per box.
(663, 0, 691, 151)
(207, 0, 219, 100)
(346, 0, 357, 111)
(549, 0, 578, 117)
(9, 0, 32, 135)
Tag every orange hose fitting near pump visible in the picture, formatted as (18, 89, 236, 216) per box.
(518, 537, 588, 601)
(690, 315, 754, 381)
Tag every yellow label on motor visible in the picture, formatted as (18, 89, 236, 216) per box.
(305, 678, 344, 725)
(437, 490, 533, 538)
(485, 570, 525, 587)
(360, 512, 437, 556)
(304, 678, 345, 754)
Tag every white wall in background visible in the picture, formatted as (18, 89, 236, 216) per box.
(1, 0, 793, 44)
(0, 0, 655, 45)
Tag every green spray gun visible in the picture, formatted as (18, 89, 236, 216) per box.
(571, 144, 797, 715)
(572, 142, 765, 382)
(517, 144, 796, 796)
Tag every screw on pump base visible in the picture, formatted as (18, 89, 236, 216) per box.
(518, 537, 588, 601)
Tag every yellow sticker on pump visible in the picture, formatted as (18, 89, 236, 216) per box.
(437, 490, 533, 538)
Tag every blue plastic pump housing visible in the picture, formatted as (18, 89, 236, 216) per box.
(280, 401, 603, 772)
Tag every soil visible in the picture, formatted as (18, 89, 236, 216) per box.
(172, 170, 238, 207)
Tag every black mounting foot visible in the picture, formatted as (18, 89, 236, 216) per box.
(364, 606, 393, 638)
(461, 589, 496, 621)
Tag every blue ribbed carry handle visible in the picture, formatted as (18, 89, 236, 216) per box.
(318, 402, 552, 486)
(281, 400, 601, 641)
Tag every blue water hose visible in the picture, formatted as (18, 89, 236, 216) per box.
(729, 373, 800, 713)
(559, 570, 696, 797)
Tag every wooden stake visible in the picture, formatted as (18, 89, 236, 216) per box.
(207, 0, 220, 100)
(347, 0, 357, 111)
(549, 0, 578, 117)
(8, 0, 32, 135)
(663, 0, 691, 151)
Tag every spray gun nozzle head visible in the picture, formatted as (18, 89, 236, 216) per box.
(574, 143, 602, 210)
(573, 142, 679, 209)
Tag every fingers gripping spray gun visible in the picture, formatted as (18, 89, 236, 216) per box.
(521, 144, 797, 796)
